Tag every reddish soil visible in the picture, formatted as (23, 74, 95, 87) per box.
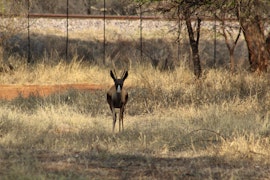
(0, 84, 106, 100)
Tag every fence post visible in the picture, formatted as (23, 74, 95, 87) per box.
(213, 15, 217, 68)
(177, 4, 181, 63)
(66, 0, 69, 62)
(139, 3, 143, 62)
(27, 0, 31, 64)
(103, 0, 106, 65)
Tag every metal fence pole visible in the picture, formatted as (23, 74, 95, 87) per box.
(177, 5, 181, 63)
(213, 15, 217, 68)
(103, 0, 106, 65)
(27, 0, 31, 64)
(139, 3, 143, 62)
(66, 0, 69, 62)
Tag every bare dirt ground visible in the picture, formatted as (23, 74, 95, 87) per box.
(0, 84, 105, 100)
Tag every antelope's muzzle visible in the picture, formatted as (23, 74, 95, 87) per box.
(117, 85, 121, 93)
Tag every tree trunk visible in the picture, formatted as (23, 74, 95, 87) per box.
(266, 33, 270, 56)
(237, 0, 269, 73)
(184, 9, 202, 78)
(229, 49, 235, 73)
(190, 42, 202, 78)
(240, 20, 269, 72)
(218, 15, 241, 74)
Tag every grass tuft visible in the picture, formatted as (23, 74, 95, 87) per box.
(0, 60, 269, 179)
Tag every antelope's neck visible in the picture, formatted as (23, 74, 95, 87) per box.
(116, 92, 122, 98)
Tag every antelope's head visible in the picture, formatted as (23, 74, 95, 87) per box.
(110, 70, 128, 94)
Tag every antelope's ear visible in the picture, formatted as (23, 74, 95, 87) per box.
(110, 70, 116, 80)
(123, 71, 128, 81)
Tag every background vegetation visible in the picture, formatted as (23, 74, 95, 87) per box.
(0, 61, 269, 179)
(0, 0, 269, 75)
(0, 0, 269, 179)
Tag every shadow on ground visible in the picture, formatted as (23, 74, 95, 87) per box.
(0, 146, 268, 179)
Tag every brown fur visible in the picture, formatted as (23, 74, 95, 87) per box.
(107, 70, 128, 132)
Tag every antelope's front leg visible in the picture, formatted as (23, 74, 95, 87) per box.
(119, 106, 125, 132)
(111, 107, 117, 132)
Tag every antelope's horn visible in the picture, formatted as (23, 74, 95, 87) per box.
(121, 70, 127, 78)
(113, 69, 117, 77)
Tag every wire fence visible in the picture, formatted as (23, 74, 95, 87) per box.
(1, 1, 248, 70)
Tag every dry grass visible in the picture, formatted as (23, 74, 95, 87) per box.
(0, 58, 110, 85)
(0, 60, 269, 179)
(0, 14, 268, 179)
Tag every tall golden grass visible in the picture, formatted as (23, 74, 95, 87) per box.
(0, 58, 269, 179)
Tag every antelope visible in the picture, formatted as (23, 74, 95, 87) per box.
(107, 70, 128, 132)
